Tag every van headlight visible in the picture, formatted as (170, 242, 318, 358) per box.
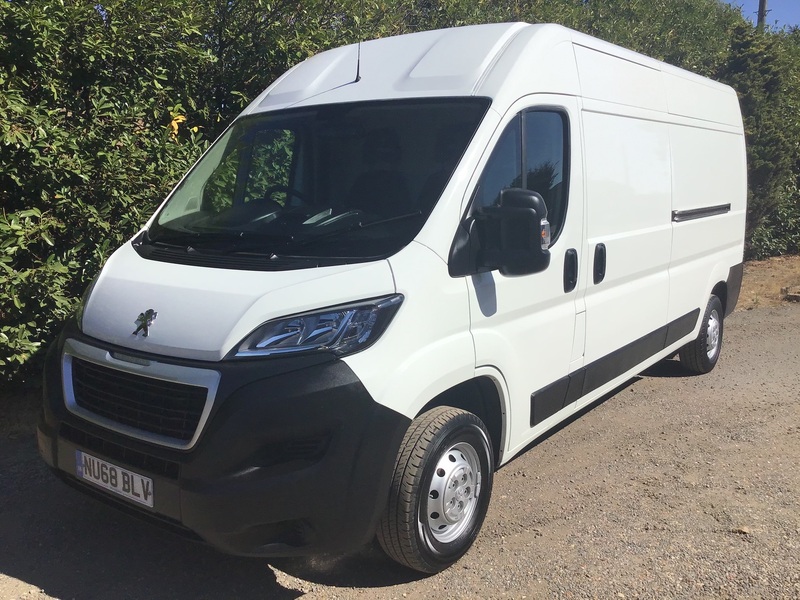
(232, 295, 403, 358)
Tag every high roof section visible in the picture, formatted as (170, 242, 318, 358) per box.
(245, 22, 571, 112)
(243, 22, 740, 128)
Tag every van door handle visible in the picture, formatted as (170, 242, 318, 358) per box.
(564, 248, 578, 293)
(593, 243, 606, 284)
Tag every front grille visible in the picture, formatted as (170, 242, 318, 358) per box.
(71, 358, 207, 442)
(60, 423, 180, 479)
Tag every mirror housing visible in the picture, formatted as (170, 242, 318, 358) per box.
(474, 188, 551, 276)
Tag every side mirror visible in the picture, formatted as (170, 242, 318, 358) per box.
(475, 188, 551, 276)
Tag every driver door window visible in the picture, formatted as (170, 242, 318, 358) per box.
(473, 115, 521, 210)
(524, 111, 568, 242)
(473, 109, 569, 241)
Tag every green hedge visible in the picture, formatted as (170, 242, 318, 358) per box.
(2, 0, 799, 383)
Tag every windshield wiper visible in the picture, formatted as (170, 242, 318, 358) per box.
(145, 229, 294, 254)
(146, 232, 201, 247)
(295, 211, 423, 248)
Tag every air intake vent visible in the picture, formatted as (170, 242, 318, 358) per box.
(71, 358, 207, 442)
(60, 423, 180, 479)
(135, 244, 330, 271)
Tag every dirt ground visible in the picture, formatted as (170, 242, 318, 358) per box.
(1, 255, 799, 599)
(738, 254, 800, 310)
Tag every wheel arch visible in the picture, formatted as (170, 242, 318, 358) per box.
(705, 260, 744, 319)
(418, 375, 506, 468)
(712, 280, 728, 315)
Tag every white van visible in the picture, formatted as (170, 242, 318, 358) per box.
(38, 23, 746, 573)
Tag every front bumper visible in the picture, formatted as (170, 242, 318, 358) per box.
(38, 321, 410, 556)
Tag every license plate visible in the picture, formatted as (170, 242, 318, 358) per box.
(75, 450, 154, 508)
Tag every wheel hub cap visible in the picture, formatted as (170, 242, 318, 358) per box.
(706, 309, 721, 360)
(426, 442, 481, 543)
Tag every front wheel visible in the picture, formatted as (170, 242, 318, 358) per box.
(679, 294, 724, 374)
(377, 407, 494, 573)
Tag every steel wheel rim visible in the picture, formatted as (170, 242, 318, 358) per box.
(426, 441, 482, 544)
(706, 308, 721, 360)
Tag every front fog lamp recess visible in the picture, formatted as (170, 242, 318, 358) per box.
(234, 295, 403, 358)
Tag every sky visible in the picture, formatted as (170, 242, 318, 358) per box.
(720, 0, 800, 29)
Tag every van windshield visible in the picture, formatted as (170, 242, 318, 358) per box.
(144, 99, 489, 267)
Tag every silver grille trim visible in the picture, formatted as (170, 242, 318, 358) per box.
(62, 338, 220, 450)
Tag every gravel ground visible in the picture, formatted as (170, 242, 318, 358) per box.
(2, 304, 799, 599)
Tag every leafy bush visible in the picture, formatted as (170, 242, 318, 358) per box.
(2, 0, 800, 384)
(749, 185, 800, 259)
(0, 1, 211, 381)
(0, 0, 364, 382)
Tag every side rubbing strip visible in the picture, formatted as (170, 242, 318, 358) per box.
(582, 325, 667, 394)
(666, 308, 700, 346)
(672, 204, 731, 222)
(530, 376, 569, 427)
(530, 310, 700, 428)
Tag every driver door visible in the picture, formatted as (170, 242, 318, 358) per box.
(465, 96, 586, 456)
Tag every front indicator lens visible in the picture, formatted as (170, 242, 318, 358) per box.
(233, 294, 403, 358)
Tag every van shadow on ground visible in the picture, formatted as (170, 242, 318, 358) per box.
(0, 436, 423, 600)
(642, 356, 695, 378)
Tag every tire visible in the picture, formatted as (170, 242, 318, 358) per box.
(679, 295, 724, 374)
(377, 407, 494, 573)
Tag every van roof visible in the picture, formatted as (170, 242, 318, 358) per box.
(244, 23, 740, 128)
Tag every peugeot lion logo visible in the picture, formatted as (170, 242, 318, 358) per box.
(132, 309, 158, 337)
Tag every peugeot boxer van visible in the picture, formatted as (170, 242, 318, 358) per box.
(38, 22, 746, 572)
